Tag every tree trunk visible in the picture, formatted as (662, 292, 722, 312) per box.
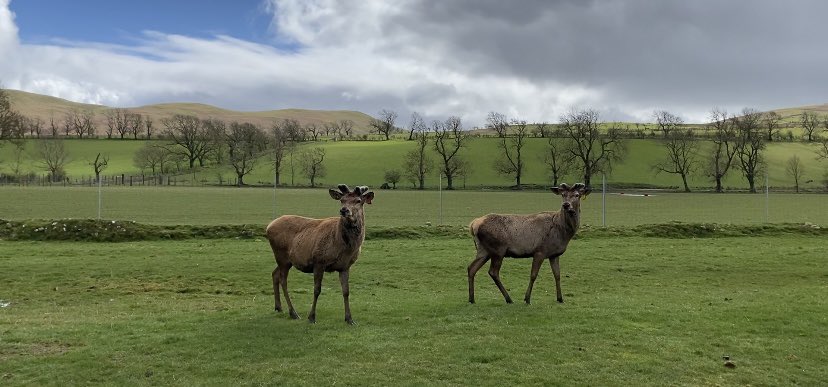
(715, 176, 723, 193)
(418, 176, 425, 190)
(747, 174, 756, 193)
(681, 173, 690, 192)
(275, 171, 281, 185)
(237, 173, 244, 187)
(515, 174, 522, 190)
(445, 175, 454, 190)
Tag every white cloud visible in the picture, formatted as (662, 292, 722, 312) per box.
(2, 0, 827, 126)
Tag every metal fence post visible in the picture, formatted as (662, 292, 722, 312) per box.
(765, 172, 769, 223)
(439, 172, 443, 225)
(602, 174, 607, 227)
(97, 176, 102, 220)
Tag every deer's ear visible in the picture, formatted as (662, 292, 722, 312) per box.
(362, 191, 374, 204)
(550, 187, 562, 196)
(329, 189, 344, 200)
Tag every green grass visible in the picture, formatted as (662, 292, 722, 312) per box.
(1, 236, 825, 385)
(3, 138, 827, 190)
(3, 186, 828, 227)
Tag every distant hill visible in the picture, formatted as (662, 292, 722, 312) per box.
(5, 89, 375, 134)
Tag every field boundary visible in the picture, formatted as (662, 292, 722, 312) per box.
(1, 219, 824, 242)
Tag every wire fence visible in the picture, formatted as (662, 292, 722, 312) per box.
(4, 174, 827, 227)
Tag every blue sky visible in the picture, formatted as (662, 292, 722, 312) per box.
(2, 0, 828, 125)
(11, 0, 277, 46)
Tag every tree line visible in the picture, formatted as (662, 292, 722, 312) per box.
(3, 87, 828, 191)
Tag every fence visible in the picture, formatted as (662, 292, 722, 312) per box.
(4, 174, 827, 227)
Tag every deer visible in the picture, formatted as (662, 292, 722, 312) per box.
(467, 183, 590, 305)
(266, 184, 374, 324)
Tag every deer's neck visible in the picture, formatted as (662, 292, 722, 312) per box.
(554, 209, 580, 239)
(339, 215, 365, 248)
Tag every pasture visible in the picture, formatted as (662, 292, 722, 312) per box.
(1, 235, 826, 385)
(2, 186, 828, 227)
(2, 138, 826, 190)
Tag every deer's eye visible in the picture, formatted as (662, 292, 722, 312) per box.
(356, 199, 362, 204)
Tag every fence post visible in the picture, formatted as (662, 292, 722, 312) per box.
(97, 175, 102, 220)
(602, 174, 607, 227)
(438, 172, 443, 225)
(765, 172, 769, 223)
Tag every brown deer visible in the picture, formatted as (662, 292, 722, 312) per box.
(468, 183, 590, 304)
(266, 184, 374, 324)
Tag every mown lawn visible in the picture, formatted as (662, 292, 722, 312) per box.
(3, 186, 828, 227)
(1, 236, 826, 385)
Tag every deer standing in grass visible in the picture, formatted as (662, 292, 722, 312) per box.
(266, 184, 374, 324)
(468, 183, 590, 304)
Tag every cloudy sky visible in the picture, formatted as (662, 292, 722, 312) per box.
(1, 0, 826, 126)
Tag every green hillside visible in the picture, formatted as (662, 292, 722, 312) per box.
(2, 137, 826, 191)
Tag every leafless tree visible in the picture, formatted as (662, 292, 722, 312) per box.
(48, 113, 59, 138)
(817, 138, 828, 161)
(270, 121, 294, 185)
(534, 121, 550, 138)
(763, 111, 782, 141)
(37, 139, 69, 181)
(105, 108, 130, 139)
(338, 119, 354, 139)
(21, 116, 44, 138)
(65, 109, 95, 139)
(785, 154, 805, 193)
(133, 143, 170, 174)
(144, 115, 154, 139)
(305, 123, 321, 141)
(559, 108, 627, 188)
(298, 147, 327, 187)
(489, 112, 529, 189)
(202, 118, 228, 166)
(652, 129, 699, 192)
(162, 114, 210, 169)
(433, 116, 472, 190)
(542, 134, 574, 187)
(408, 112, 426, 141)
(707, 107, 739, 193)
(279, 118, 305, 142)
(0, 87, 23, 143)
(734, 108, 766, 193)
(89, 152, 109, 182)
(370, 109, 398, 140)
(801, 111, 821, 142)
(226, 122, 267, 186)
(8, 141, 27, 179)
(653, 110, 684, 138)
(402, 123, 433, 189)
(126, 112, 143, 139)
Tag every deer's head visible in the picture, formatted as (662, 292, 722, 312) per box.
(329, 184, 374, 223)
(551, 183, 591, 216)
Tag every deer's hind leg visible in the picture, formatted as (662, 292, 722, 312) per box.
(467, 251, 490, 304)
(488, 256, 513, 304)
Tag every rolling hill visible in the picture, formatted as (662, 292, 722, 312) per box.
(5, 89, 376, 134)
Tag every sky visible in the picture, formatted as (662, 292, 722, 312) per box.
(1, 0, 827, 126)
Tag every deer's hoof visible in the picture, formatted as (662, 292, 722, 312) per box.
(557, 298, 565, 304)
(345, 318, 356, 325)
(275, 306, 282, 313)
(289, 311, 300, 320)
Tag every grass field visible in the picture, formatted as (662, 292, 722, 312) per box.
(2, 138, 827, 190)
(3, 186, 828, 227)
(1, 235, 826, 385)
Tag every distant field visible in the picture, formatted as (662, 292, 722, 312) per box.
(1, 236, 825, 385)
(3, 186, 827, 226)
(2, 138, 827, 191)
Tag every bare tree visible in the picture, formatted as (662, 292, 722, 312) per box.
(202, 118, 227, 166)
(22, 116, 44, 138)
(652, 129, 699, 192)
(534, 121, 550, 138)
(817, 138, 828, 160)
(105, 108, 130, 139)
(270, 120, 294, 185)
(65, 109, 95, 139)
(402, 123, 433, 189)
(543, 133, 574, 187)
(384, 170, 401, 189)
(489, 112, 529, 189)
(763, 111, 782, 141)
(653, 110, 684, 138)
(707, 107, 739, 193)
(560, 109, 626, 188)
(433, 116, 471, 190)
(0, 87, 23, 143)
(162, 114, 210, 169)
(89, 152, 109, 182)
(370, 109, 398, 140)
(408, 112, 426, 141)
(133, 143, 170, 174)
(305, 123, 321, 141)
(37, 139, 69, 181)
(48, 113, 59, 138)
(734, 108, 766, 193)
(338, 119, 354, 139)
(298, 147, 327, 187)
(801, 111, 820, 142)
(280, 118, 306, 142)
(226, 122, 267, 186)
(126, 112, 143, 139)
(786, 154, 805, 193)
(144, 115, 154, 139)
(8, 141, 27, 179)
